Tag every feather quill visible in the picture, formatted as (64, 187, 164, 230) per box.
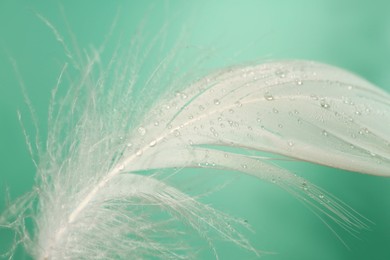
(1, 44, 390, 259)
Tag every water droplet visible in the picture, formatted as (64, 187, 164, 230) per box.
(229, 109, 234, 113)
(242, 164, 247, 169)
(302, 181, 308, 191)
(319, 194, 324, 199)
(149, 140, 157, 147)
(175, 91, 188, 99)
(210, 127, 218, 137)
(296, 80, 303, 85)
(119, 164, 125, 170)
(214, 99, 220, 105)
(256, 118, 261, 123)
(322, 130, 328, 136)
(154, 121, 159, 126)
(199, 105, 205, 111)
(278, 124, 283, 128)
(138, 127, 146, 136)
(288, 141, 294, 147)
(273, 108, 279, 113)
(173, 129, 181, 136)
(320, 100, 330, 109)
(136, 149, 143, 156)
(126, 143, 133, 148)
(264, 92, 274, 101)
(235, 101, 242, 107)
(275, 69, 286, 78)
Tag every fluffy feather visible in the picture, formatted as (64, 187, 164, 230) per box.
(1, 46, 390, 259)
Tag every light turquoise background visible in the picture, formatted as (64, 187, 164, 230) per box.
(0, 1, 389, 259)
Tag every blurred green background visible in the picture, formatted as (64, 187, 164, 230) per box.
(0, 0, 389, 259)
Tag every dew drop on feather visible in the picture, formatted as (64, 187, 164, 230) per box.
(138, 127, 146, 136)
(264, 92, 274, 101)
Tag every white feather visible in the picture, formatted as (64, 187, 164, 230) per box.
(2, 51, 389, 259)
